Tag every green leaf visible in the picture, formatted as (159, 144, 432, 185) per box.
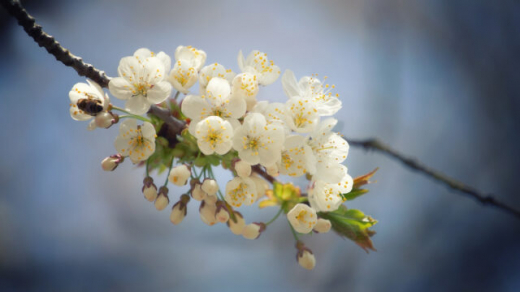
(341, 188, 369, 201)
(319, 206, 377, 253)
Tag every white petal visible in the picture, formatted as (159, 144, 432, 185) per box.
(156, 51, 172, 73)
(224, 97, 246, 119)
(147, 80, 172, 104)
(109, 77, 133, 100)
(206, 77, 231, 100)
(282, 70, 300, 98)
(143, 57, 167, 84)
(117, 56, 140, 79)
(237, 50, 245, 72)
(125, 96, 150, 115)
(69, 107, 92, 121)
(181, 95, 209, 120)
(141, 122, 156, 139)
(133, 48, 152, 59)
(259, 64, 280, 85)
(114, 137, 131, 155)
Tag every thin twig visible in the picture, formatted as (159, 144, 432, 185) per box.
(348, 138, 520, 219)
(3, 0, 520, 220)
(252, 165, 277, 184)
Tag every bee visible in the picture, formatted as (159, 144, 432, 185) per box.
(77, 97, 104, 116)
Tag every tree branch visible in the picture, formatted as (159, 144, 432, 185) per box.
(3, 0, 520, 220)
(1, 0, 111, 87)
(348, 138, 520, 219)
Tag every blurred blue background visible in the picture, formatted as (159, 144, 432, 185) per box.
(1, 0, 520, 291)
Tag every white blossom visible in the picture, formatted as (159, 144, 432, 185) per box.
(231, 73, 259, 111)
(232, 113, 285, 167)
(306, 118, 349, 183)
(225, 177, 257, 208)
(109, 54, 172, 115)
(175, 45, 206, 71)
(284, 96, 319, 133)
(250, 175, 268, 200)
(282, 70, 341, 116)
(133, 48, 171, 73)
(199, 63, 235, 93)
(252, 101, 288, 132)
(287, 203, 318, 234)
(168, 46, 206, 93)
(114, 119, 156, 164)
(168, 164, 191, 186)
(69, 80, 109, 122)
(169, 59, 198, 94)
(193, 116, 234, 155)
(183, 77, 246, 135)
(278, 135, 309, 177)
(238, 50, 280, 86)
(308, 165, 353, 212)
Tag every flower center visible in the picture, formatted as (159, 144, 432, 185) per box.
(133, 82, 151, 97)
(229, 183, 248, 207)
(204, 129, 222, 149)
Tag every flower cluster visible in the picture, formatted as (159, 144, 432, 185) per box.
(67, 46, 377, 270)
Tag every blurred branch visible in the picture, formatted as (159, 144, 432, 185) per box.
(0, 0, 110, 87)
(3, 0, 520, 220)
(348, 138, 520, 219)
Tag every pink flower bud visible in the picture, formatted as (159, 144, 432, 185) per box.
(215, 202, 230, 223)
(313, 218, 331, 233)
(234, 160, 251, 178)
(242, 222, 266, 240)
(95, 111, 119, 129)
(101, 154, 124, 171)
(199, 199, 217, 226)
(297, 249, 316, 270)
(295, 241, 316, 270)
(170, 195, 190, 225)
(191, 184, 207, 201)
(142, 177, 158, 202)
(154, 187, 169, 211)
(201, 179, 219, 196)
(227, 211, 245, 235)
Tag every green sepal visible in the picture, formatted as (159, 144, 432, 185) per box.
(341, 188, 369, 201)
(319, 206, 377, 253)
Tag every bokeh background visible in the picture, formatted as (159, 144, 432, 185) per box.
(1, 0, 520, 291)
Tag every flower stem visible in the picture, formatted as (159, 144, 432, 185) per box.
(164, 156, 175, 187)
(112, 106, 152, 123)
(146, 157, 150, 177)
(289, 223, 300, 241)
(265, 208, 284, 226)
(191, 165, 199, 179)
(173, 91, 180, 100)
